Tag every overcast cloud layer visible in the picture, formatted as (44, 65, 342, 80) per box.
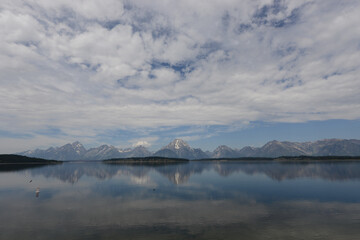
(1, 0, 360, 152)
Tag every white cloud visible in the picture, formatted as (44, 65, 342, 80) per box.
(132, 141, 151, 148)
(130, 136, 159, 148)
(1, 0, 360, 151)
(26, 0, 124, 21)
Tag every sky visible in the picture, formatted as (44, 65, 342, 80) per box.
(1, 0, 360, 153)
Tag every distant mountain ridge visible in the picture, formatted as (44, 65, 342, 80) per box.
(18, 138, 360, 161)
(19, 142, 152, 161)
(212, 139, 360, 158)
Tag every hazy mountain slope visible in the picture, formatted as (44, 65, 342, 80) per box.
(212, 145, 240, 158)
(235, 139, 360, 158)
(256, 140, 310, 157)
(83, 145, 123, 160)
(311, 139, 360, 156)
(152, 149, 178, 158)
(19, 141, 86, 160)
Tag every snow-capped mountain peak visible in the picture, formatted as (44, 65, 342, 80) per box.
(156, 139, 208, 159)
(70, 141, 86, 154)
(164, 139, 190, 150)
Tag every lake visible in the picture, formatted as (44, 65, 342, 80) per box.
(1, 161, 360, 239)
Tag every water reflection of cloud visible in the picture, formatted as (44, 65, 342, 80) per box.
(130, 175, 156, 187)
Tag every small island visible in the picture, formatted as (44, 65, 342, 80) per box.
(104, 156, 189, 165)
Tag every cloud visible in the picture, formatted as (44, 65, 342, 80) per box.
(129, 136, 159, 148)
(132, 141, 151, 148)
(1, 0, 360, 151)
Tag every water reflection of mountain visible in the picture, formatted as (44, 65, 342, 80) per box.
(214, 162, 360, 181)
(155, 163, 211, 184)
(29, 163, 152, 184)
(26, 162, 209, 184)
(23, 162, 360, 184)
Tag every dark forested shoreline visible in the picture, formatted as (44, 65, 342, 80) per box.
(0, 154, 62, 164)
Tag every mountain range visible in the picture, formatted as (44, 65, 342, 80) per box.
(18, 138, 360, 161)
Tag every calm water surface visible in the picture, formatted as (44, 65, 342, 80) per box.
(1, 161, 360, 239)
